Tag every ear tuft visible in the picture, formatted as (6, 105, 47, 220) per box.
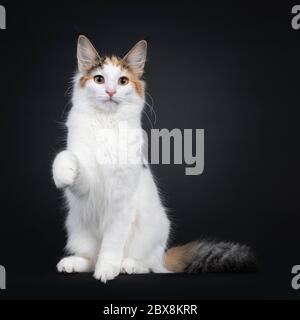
(77, 35, 101, 73)
(123, 40, 148, 76)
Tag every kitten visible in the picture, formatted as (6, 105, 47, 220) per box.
(52, 35, 256, 283)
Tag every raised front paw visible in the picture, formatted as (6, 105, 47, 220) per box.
(52, 150, 78, 189)
(94, 261, 121, 283)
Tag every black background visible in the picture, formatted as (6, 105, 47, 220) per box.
(1, 0, 300, 299)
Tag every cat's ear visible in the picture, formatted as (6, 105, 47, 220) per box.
(123, 40, 147, 76)
(77, 35, 101, 73)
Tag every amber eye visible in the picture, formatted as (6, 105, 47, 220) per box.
(119, 76, 129, 86)
(94, 75, 104, 84)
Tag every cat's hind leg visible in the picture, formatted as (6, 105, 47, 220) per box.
(121, 258, 149, 274)
(57, 256, 94, 273)
(146, 245, 171, 273)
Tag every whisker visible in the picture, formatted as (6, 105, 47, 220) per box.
(60, 100, 72, 120)
(145, 92, 157, 125)
(142, 108, 154, 129)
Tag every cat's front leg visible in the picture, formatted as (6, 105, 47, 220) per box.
(94, 202, 135, 283)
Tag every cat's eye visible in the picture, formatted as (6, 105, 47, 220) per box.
(94, 75, 105, 84)
(119, 76, 129, 86)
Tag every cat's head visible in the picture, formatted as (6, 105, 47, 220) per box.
(75, 35, 147, 112)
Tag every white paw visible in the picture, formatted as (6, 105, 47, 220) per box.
(93, 261, 121, 283)
(53, 151, 78, 189)
(121, 258, 149, 274)
(57, 256, 93, 273)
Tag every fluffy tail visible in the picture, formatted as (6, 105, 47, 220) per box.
(164, 240, 257, 273)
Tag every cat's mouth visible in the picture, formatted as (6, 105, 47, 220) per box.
(95, 96, 121, 107)
(104, 97, 119, 105)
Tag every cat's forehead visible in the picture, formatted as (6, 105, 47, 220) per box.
(102, 63, 122, 77)
(94, 56, 126, 77)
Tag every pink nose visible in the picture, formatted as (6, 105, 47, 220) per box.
(106, 90, 116, 97)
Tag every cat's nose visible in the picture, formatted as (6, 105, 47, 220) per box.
(106, 90, 116, 97)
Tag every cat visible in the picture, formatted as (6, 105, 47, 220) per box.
(52, 35, 256, 283)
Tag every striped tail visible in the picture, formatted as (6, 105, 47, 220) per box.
(164, 240, 257, 273)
